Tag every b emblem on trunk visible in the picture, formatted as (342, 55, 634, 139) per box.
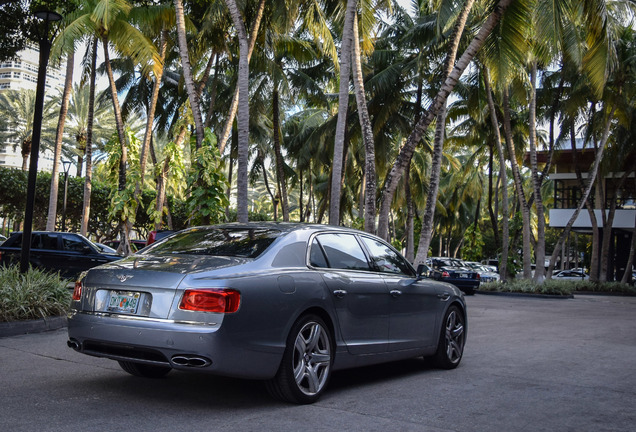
(117, 274, 134, 282)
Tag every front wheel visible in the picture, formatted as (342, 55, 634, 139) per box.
(118, 361, 172, 378)
(432, 305, 466, 369)
(266, 315, 333, 404)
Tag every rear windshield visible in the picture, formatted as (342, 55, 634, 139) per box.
(141, 227, 280, 258)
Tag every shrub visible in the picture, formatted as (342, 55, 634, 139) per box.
(479, 279, 636, 296)
(0, 265, 71, 322)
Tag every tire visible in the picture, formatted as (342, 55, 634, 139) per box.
(432, 305, 466, 369)
(118, 361, 172, 378)
(266, 315, 333, 404)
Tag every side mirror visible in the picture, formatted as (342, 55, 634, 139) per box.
(416, 264, 428, 279)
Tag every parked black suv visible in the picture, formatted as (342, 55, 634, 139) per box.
(0, 231, 121, 279)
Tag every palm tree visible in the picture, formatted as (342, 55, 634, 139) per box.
(45, 49, 74, 231)
(225, 0, 251, 223)
(329, 0, 358, 226)
(0, 89, 57, 170)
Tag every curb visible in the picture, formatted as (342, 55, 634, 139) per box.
(0, 315, 67, 338)
(476, 290, 574, 299)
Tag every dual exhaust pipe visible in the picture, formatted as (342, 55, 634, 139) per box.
(171, 355, 211, 368)
(67, 339, 211, 368)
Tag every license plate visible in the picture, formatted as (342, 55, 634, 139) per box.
(108, 291, 141, 314)
(459, 273, 469, 278)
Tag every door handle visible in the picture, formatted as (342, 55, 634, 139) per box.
(333, 289, 347, 298)
(437, 292, 451, 301)
(390, 289, 402, 297)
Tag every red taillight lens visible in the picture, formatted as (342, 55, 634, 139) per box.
(476, 273, 480, 280)
(72, 281, 82, 301)
(179, 289, 241, 313)
(442, 271, 450, 278)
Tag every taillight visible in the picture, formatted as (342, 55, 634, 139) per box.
(72, 280, 82, 301)
(179, 289, 241, 313)
(476, 273, 480, 280)
(442, 271, 450, 278)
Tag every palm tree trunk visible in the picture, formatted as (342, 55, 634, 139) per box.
(547, 107, 617, 276)
(351, 11, 376, 234)
(103, 36, 132, 255)
(139, 28, 167, 191)
(528, 61, 546, 281)
(405, 164, 415, 262)
(225, 0, 250, 223)
(218, 0, 266, 154)
(272, 88, 289, 221)
(502, 87, 532, 278)
(46, 50, 74, 231)
(329, 0, 357, 226)
(174, 0, 204, 148)
(483, 67, 509, 281)
(80, 38, 98, 236)
(413, 0, 475, 262)
(487, 142, 499, 247)
(378, 0, 509, 240)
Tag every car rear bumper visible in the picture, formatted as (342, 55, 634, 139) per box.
(67, 310, 283, 379)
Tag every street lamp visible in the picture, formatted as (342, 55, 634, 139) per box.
(19, 7, 63, 273)
(61, 159, 71, 231)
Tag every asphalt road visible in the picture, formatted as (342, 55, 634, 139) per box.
(1, 294, 635, 432)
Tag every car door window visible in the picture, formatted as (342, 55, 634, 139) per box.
(313, 233, 370, 271)
(309, 238, 329, 268)
(62, 235, 88, 252)
(360, 237, 415, 276)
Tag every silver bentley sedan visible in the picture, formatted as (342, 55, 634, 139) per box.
(67, 223, 466, 404)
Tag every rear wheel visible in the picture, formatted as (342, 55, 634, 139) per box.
(432, 305, 465, 369)
(266, 315, 333, 404)
(118, 361, 172, 378)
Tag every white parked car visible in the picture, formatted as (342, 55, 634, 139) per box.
(553, 270, 589, 280)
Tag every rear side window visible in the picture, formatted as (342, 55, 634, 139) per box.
(312, 233, 370, 271)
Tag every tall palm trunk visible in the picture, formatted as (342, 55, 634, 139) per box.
(174, 0, 204, 148)
(103, 36, 131, 255)
(218, 0, 266, 154)
(413, 0, 475, 263)
(547, 106, 617, 276)
(46, 50, 74, 231)
(502, 87, 532, 278)
(528, 61, 546, 281)
(272, 88, 289, 221)
(225, 0, 250, 223)
(378, 0, 511, 240)
(483, 67, 508, 281)
(329, 0, 357, 226)
(80, 38, 98, 236)
(351, 12, 376, 234)
(138, 29, 167, 192)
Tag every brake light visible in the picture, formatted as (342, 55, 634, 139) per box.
(442, 271, 450, 278)
(179, 289, 241, 313)
(476, 273, 480, 280)
(72, 281, 82, 301)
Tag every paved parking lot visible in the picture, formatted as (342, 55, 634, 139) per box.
(1, 294, 635, 431)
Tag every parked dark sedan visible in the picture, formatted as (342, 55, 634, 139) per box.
(0, 231, 121, 279)
(426, 257, 480, 295)
(67, 223, 467, 404)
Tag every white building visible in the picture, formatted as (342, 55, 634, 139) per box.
(0, 45, 66, 172)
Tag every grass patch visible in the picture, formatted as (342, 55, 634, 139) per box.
(480, 279, 636, 296)
(0, 265, 71, 322)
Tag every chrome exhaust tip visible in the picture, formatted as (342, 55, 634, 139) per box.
(171, 355, 212, 368)
(67, 339, 80, 351)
